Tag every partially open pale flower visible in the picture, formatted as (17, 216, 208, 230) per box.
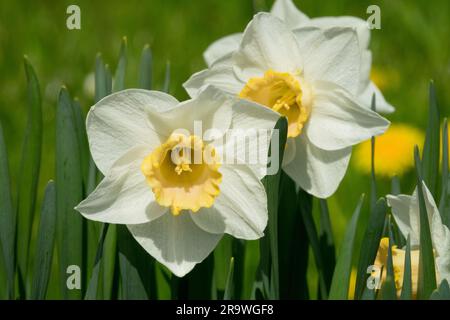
(75, 86, 279, 277)
(374, 182, 450, 297)
(374, 237, 421, 297)
(184, 13, 390, 198)
(203, 0, 394, 113)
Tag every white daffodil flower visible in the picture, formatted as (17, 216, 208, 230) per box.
(75, 86, 279, 277)
(184, 13, 390, 198)
(378, 182, 450, 296)
(203, 0, 394, 113)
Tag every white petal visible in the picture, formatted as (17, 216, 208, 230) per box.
(309, 16, 371, 49)
(358, 81, 395, 114)
(128, 213, 222, 277)
(386, 194, 419, 246)
(204, 33, 242, 67)
(282, 138, 297, 167)
(419, 182, 449, 258)
(191, 165, 268, 240)
(233, 13, 303, 81)
(358, 50, 372, 94)
(183, 62, 244, 98)
(76, 146, 167, 224)
(87, 89, 179, 174)
(213, 97, 279, 179)
(306, 81, 390, 151)
(402, 182, 438, 248)
(293, 26, 361, 94)
(433, 217, 450, 283)
(270, 0, 310, 29)
(168, 86, 233, 141)
(282, 134, 351, 198)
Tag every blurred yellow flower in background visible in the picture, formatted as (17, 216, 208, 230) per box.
(354, 123, 425, 177)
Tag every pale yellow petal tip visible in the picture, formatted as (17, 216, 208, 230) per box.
(353, 123, 425, 177)
(239, 69, 310, 138)
(141, 133, 222, 216)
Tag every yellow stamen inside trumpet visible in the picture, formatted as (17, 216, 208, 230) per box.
(239, 69, 310, 138)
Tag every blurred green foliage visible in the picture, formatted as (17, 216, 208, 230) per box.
(0, 0, 449, 299)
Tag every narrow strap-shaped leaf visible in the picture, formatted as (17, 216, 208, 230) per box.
(0, 122, 15, 299)
(390, 176, 406, 247)
(117, 225, 155, 299)
(355, 198, 387, 299)
(260, 117, 287, 299)
(439, 118, 449, 227)
(400, 235, 412, 300)
(329, 194, 365, 300)
(430, 280, 450, 300)
(319, 199, 336, 294)
(16, 57, 43, 293)
(380, 217, 397, 300)
(102, 224, 117, 299)
(414, 146, 437, 299)
(299, 190, 328, 299)
(85, 224, 109, 300)
(95, 54, 107, 103)
(391, 176, 401, 195)
(56, 87, 84, 299)
(139, 45, 153, 90)
(105, 64, 112, 96)
(370, 94, 377, 211)
(30, 181, 56, 299)
(421, 81, 440, 197)
(278, 172, 309, 299)
(71, 99, 90, 191)
(223, 258, 235, 300)
(113, 37, 127, 92)
(231, 239, 245, 299)
(162, 61, 171, 93)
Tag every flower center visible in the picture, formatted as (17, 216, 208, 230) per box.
(239, 69, 310, 138)
(141, 133, 222, 215)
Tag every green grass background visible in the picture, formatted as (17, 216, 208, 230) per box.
(0, 0, 449, 298)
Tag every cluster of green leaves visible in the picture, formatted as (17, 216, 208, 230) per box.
(349, 84, 450, 300)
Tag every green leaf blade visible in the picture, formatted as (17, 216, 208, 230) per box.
(439, 118, 449, 227)
(421, 81, 440, 197)
(139, 45, 153, 90)
(56, 87, 84, 299)
(355, 198, 388, 299)
(85, 224, 109, 300)
(223, 257, 235, 300)
(16, 57, 43, 293)
(0, 122, 15, 299)
(117, 225, 155, 299)
(329, 194, 365, 300)
(260, 116, 287, 300)
(400, 235, 412, 300)
(414, 146, 437, 299)
(30, 181, 56, 300)
(380, 217, 397, 300)
(113, 37, 127, 92)
(278, 172, 309, 299)
(95, 54, 107, 102)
